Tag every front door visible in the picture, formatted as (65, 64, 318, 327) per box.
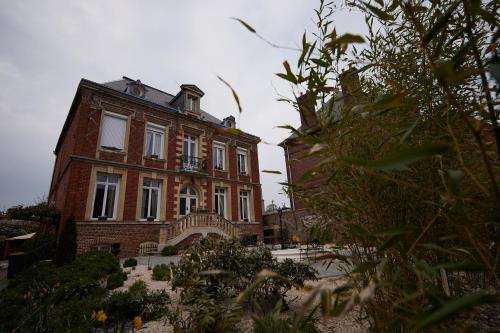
(179, 186, 198, 216)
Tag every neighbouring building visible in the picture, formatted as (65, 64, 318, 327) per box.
(49, 76, 263, 257)
(278, 68, 363, 240)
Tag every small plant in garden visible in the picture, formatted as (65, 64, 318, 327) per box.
(161, 245, 178, 256)
(128, 280, 147, 296)
(123, 257, 138, 268)
(152, 264, 172, 281)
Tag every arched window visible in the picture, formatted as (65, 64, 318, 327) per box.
(179, 185, 198, 216)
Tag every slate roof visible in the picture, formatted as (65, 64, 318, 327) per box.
(102, 77, 223, 126)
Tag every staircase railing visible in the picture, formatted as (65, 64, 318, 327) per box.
(159, 212, 239, 243)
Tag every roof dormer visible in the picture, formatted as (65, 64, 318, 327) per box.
(222, 115, 236, 128)
(170, 84, 204, 118)
(125, 79, 146, 98)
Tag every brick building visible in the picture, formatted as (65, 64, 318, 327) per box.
(278, 68, 362, 237)
(49, 77, 263, 257)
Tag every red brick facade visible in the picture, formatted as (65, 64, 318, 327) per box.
(49, 78, 263, 256)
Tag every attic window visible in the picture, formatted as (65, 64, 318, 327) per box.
(187, 96, 198, 112)
(126, 81, 145, 98)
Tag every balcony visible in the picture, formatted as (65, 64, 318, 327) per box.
(180, 155, 207, 173)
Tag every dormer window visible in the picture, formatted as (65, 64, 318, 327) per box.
(187, 95, 198, 112)
(126, 80, 146, 98)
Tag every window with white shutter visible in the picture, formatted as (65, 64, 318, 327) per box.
(100, 113, 127, 151)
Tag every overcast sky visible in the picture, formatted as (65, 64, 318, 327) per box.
(0, 0, 366, 211)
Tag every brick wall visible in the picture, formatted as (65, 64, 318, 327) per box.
(77, 222, 162, 258)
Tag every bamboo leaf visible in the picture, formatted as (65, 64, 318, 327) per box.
(422, 1, 460, 46)
(262, 170, 282, 174)
(231, 17, 256, 33)
(327, 34, 365, 48)
(416, 293, 499, 329)
(216, 75, 243, 114)
(363, 2, 394, 21)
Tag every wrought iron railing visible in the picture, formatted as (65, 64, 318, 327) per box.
(180, 155, 207, 172)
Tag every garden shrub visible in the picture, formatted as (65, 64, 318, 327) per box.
(128, 280, 147, 296)
(54, 216, 77, 266)
(0, 220, 39, 238)
(152, 264, 171, 281)
(123, 257, 138, 268)
(107, 271, 127, 289)
(166, 238, 317, 332)
(6, 201, 59, 222)
(0, 250, 125, 332)
(161, 245, 178, 256)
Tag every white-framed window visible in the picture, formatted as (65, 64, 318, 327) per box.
(237, 149, 248, 175)
(100, 112, 127, 151)
(239, 190, 250, 222)
(141, 179, 161, 221)
(145, 123, 165, 159)
(213, 142, 225, 170)
(182, 134, 198, 169)
(179, 186, 198, 216)
(92, 174, 120, 220)
(214, 187, 227, 218)
(187, 95, 198, 111)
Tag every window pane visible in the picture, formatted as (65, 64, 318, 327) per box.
(214, 195, 219, 214)
(108, 175, 119, 184)
(105, 185, 116, 218)
(151, 189, 158, 218)
(97, 175, 107, 183)
(190, 141, 196, 157)
(154, 133, 162, 157)
(92, 184, 105, 218)
(190, 198, 196, 211)
(146, 131, 153, 156)
(142, 188, 149, 219)
(143, 179, 151, 187)
(180, 198, 186, 215)
(183, 139, 188, 156)
(219, 194, 225, 218)
(101, 115, 126, 150)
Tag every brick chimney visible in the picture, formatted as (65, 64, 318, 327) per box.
(297, 92, 318, 131)
(339, 67, 363, 108)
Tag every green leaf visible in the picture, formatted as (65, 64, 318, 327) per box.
(327, 33, 365, 48)
(363, 2, 394, 21)
(216, 75, 243, 114)
(214, 127, 243, 136)
(422, 1, 460, 46)
(369, 144, 448, 171)
(400, 119, 419, 143)
(416, 293, 499, 329)
(230, 17, 256, 33)
(262, 170, 282, 174)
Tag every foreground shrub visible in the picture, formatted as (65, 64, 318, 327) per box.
(161, 245, 178, 256)
(107, 271, 127, 290)
(152, 264, 171, 281)
(0, 251, 125, 332)
(166, 238, 317, 332)
(0, 220, 39, 238)
(123, 257, 138, 268)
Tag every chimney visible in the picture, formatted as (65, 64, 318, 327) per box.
(222, 115, 236, 128)
(339, 67, 363, 108)
(297, 92, 318, 130)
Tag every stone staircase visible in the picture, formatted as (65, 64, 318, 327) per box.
(159, 212, 239, 248)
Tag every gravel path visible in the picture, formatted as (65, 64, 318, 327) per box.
(120, 265, 367, 333)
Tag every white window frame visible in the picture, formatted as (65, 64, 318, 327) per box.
(239, 190, 250, 222)
(145, 123, 165, 159)
(214, 187, 227, 218)
(213, 141, 225, 170)
(100, 112, 127, 151)
(91, 174, 120, 220)
(141, 179, 161, 221)
(237, 148, 248, 175)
